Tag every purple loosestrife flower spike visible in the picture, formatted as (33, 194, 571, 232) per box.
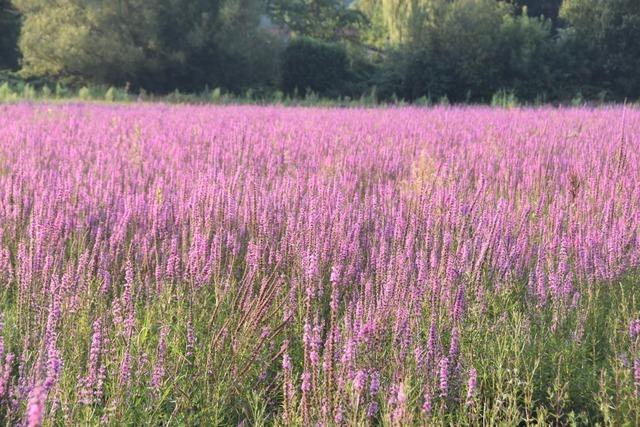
(369, 370, 380, 396)
(0, 353, 14, 399)
(630, 320, 640, 341)
(26, 384, 45, 427)
(422, 390, 433, 415)
(119, 350, 132, 387)
(448, 328, 460, 362)
(466, 367, 477, 406)
(367, 401, 379, 417)
(353, 369, 367, 392)
(186, 320, 195, 358)
(151, 326, 169, 390)
(301, 371, 311, 393)
(439, 357, 449, 398)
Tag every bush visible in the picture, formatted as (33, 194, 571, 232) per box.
(41, 84, 51, 98)
(55, 82, 70, 99)
(211, 87, 222, 102)
(491, 89, 520, 108)
(281, 38, 351, 98)
(0, 82, 17, 102)
(22, 83, 36, 99)
(104, 87, 116, 102)
(78, 86, 91, 100)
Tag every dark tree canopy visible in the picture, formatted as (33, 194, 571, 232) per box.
(267, 0, 367, 42)
(507, 0, 563, 24)
(281, 37, 351, 96)
(1, 0, 640, 102)
(13, 0, 280, 91)
(0, 0, 20, 69)
(559, 0, 640, 99)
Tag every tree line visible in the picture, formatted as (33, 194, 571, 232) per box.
(1, 0, 639, 103)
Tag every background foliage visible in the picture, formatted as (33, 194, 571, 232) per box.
(1, 0, 639, 102)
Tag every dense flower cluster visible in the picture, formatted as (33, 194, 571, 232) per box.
(0, 104, 638, 425)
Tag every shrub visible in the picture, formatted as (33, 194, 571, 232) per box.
(211, 87, 222, 102)
(40, 84, 52, 98)
(491, 89, 520, 108)
(104, 87, 116, 102)
(78, 86, 91, 100)
(55, 82, 70, 98)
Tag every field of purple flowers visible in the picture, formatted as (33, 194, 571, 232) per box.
(0, 103, 639, 425)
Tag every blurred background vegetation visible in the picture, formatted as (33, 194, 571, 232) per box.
(0, 0, 639, 104)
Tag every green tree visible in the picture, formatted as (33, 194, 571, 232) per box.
(560, 0, 640, 99)
(267, 0, 366, 42)
(505, 0, 562, 26)
(389, 0, 513, 101)
(14, 0, 280, 92)
(497, 12, 555, 99)
(355, 0, 448, 46)
(372, 0, 555, 102)
(437, 0, 509, 100)
(0, 0, 20, 70)
(354, 0, 386, 48)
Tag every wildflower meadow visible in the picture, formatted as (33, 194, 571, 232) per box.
(0, 103, 639, 426)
